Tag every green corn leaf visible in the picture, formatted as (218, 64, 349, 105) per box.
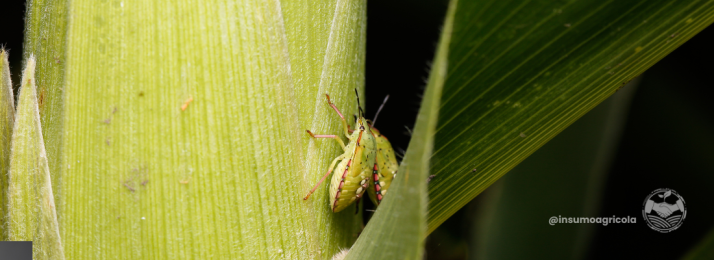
(7, 56, 65, 259)
(285, 0, 368, 257)
(23, 0, 70, 209)
(0, 49, 15, 239)
(25, 0, 367, 258)
(426, 0, 714, 233)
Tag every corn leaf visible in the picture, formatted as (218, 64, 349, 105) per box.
(0, 49, 16, 240)
(24, 0, 367, 258)
(427, 0, 714, 232)
(7, 56, 65, 259)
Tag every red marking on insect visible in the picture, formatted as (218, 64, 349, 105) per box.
(332, 160, 352, 211)
(371, 162, 384, 204)
(340, 160, 352, 179)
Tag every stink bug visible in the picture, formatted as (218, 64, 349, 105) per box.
(304, 90, 377, 213)
(367, 128, 398, 205)
(365, 95, 398, 206)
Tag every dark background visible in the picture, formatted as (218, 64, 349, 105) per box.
(2, 1, 712, 259)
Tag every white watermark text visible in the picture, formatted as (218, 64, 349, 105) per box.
(549, 215, 636, 226)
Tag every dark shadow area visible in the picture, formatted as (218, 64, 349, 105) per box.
(587, 24, 714, 260)
(0, 0, 26, 96)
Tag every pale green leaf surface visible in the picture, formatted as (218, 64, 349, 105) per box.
(51, 0, 305, 258)
(7, 57, 65, 259)
(427, 0, 714, 232)
(344, 1, 456, 259)
(281, 0, 336, 130)
(0, 50, 15, 239)
(25, 0, 368, 258)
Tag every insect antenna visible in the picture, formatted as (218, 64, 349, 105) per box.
(354, 88, 365, 119)
(372, 95, 389, 127)
(395, 148, 406, 159)
(403, 125, 413, 136)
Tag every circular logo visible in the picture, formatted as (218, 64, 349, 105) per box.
(642, 188, 686, 233)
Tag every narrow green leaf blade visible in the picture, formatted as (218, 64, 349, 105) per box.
(345, 1, 456, 259)
(0, 49, 16, 240)
(427, 0, 714, 232)
(23, 0, 70, 209)
(281, 0, 367, 259)
(281, 0, 338, 129)
(8, 56, 65, 259)
(280, 10, 338, 253)
(283, 0, 369, 258)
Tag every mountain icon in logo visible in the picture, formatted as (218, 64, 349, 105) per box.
(642, 188, 686, 233)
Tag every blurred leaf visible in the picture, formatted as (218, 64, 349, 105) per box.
(471, 78, 638, 259)
(427, 0, 714, 232)
(681, 227, 714, 260)
(344, 1, 456, 259)
(0, 49, 15, 239)
(7, 56, 65, 259)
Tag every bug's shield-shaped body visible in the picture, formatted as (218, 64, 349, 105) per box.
(329, 119, 376, 212)
(367, 127, 398, 205)
(303, 93, 377, 213)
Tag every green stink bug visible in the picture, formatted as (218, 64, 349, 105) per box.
(303, 91, 377, 213)
(367, 127, 397, 205)
(365, 95, 398, 206)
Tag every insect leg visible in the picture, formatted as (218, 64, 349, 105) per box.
(325, 94, 351, 138)
(305, 130, 346, 150)
(304, 154, 346, 200)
